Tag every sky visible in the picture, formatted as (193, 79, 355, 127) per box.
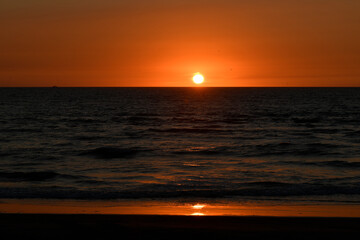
(1, 0, 360, 87)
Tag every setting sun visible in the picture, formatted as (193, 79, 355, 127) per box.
(193, 73, 204, 85)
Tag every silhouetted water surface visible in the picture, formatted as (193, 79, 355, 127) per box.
(1, 88, 360, 205)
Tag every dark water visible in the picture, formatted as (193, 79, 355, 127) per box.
(1, 88, 360, 204)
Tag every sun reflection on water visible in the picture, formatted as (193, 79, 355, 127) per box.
(191, 212, 205, 216)
(192, 204, 206, 210)
(190, 204, 207, 215)
(3, 199, 360, 217)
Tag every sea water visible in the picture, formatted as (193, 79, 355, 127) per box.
(1, 88, 360, 212)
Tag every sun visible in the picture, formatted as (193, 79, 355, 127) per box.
(193, 73, 204, 85)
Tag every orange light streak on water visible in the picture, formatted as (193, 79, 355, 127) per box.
(1, 199, 360, 217)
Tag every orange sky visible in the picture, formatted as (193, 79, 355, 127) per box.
(1, 0, 360, 87)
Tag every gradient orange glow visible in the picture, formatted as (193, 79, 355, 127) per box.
(1, 1, 360, 87)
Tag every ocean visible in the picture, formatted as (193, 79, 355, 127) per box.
(1, 88, 360, 213)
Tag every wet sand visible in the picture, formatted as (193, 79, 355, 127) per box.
(2, 199, 360, 239)
(2, 199, 360, 217)
(1, 214, 360, 239)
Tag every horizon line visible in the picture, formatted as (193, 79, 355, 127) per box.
(1, 86, 360, 88)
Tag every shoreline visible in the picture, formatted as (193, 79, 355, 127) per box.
(1, 199, 360, 217)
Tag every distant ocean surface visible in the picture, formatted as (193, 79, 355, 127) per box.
(1, 88, 360, 205)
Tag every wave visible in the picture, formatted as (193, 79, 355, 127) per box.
(70, 135, 107, 141)
(345, 130, 360, 137)
(61, 117, 102, 124)
(1, 182, 360, 200)
(254, 142, 349, 157)
(292, 117, 322, 124)
(0, 171, 80, 182)
(172, 146, 232, 155)
(0, 128, 43, 133)
(149, 128, 229, 134)
(282, 160, 360, 168)
(126, 116, 164, 123)
(0, 151, 11, 157)
(79, 147, 148, 159)
(133, 112, 161, 117)
(220, 118, 250, 124)
(169, 142, 349, 157)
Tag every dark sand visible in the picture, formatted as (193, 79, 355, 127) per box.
(1, 214, 359, 239)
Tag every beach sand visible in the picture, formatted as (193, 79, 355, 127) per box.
(1, 214, 360, 239)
